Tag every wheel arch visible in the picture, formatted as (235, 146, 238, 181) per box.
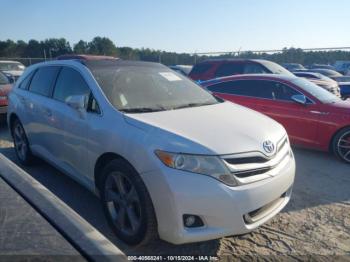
(94, 152, 136, 190)
(8, 113, 20, 138)
(329, 125, 350, 152)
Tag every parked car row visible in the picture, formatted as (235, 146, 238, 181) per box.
(3, 55, 350, 248)
(292, 69, 350, 99)
(292, 71, 341, 97)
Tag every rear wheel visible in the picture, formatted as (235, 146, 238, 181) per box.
(11, 119, 34, 165)
(332, 127, 350, 163)
(99, 159, 158, 245)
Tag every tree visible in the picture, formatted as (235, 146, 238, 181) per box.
(23, 39, 42, 58)
(73, 40, 89, 54)
(88, 37, 117, 56)
(42, 38, 72, 58)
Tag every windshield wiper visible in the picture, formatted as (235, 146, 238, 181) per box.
(172, 101, 216, 110)
(119, 107, 167, 113)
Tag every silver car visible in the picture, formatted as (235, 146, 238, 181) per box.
(7, 58, 295, 245)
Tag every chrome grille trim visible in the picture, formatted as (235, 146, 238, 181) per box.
(221, 136, 291, 183)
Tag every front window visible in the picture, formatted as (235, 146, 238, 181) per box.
(0, 62, 25, 71)
(90, 64, 220, 113)
(292, 78, 340, 103)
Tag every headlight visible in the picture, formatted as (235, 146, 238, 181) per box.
(155, 150, 237, 186)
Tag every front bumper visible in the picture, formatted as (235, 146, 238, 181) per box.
(141, 152, 295, 244)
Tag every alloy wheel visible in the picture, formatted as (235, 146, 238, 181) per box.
(13, 122, 28, 162)
(337, 131, 350, 163)
(104, 171, 142, 236)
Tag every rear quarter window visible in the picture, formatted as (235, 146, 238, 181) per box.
(28, 66, 60, 97)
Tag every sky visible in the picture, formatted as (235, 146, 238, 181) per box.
(1, 0, 349, 53)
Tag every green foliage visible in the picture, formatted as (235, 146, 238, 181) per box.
(1, 37, 350, 66)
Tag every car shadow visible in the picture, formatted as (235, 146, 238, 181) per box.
(0, 137, 220, 255)
(0, 119, 12, 143)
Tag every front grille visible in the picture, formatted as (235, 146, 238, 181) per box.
(225, 156, 268, 165)
(234, 167, 271, 178)
(222, 136, 290, 181)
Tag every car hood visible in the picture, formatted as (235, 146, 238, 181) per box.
(124, 102, 286, 155)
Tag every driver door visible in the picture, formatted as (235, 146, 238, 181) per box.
(256, 80, 321, 148)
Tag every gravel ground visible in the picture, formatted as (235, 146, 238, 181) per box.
(0, 118, 349, 260)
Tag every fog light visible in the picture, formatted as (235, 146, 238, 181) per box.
(183, 214, 204, 228)
(185, 215, 195, 227)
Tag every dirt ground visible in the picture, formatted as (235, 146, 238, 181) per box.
(0, 119, 349, 261)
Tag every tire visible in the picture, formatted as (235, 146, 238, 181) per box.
(11, 119, 35, 165)
(99, 159, 158, 245)
(332, 127, 350, 164)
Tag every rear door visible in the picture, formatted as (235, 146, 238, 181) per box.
(25, 66, 61, 157)
(50, 66, 98, 185)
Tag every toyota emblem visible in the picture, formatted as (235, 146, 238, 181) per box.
(263, 140, 275, 154)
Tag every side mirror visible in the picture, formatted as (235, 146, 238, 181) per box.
(291, 94, 307, 105)
(66, 95, 87, 111)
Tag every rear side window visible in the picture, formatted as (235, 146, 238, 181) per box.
(215, 63, 244, 78)
(53, 67, 91, 103)
(29, 66, 60, 96)
(207, 80, 271, 98)
(190, 63, 212, 75)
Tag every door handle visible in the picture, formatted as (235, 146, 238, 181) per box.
(310, 111, 329, 115)
(44, 108, 52, 117)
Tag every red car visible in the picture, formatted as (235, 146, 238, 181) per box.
(201, 74, 350, 163)
(0, 71, 12, 116)
(189, 59, 293, 81)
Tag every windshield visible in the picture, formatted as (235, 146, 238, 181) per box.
(0, 72, 9, 85)
(261, 61, 294, 76)
(91, 64, 219, 113)
(335, 76, 350, 82)
(0, 62, 25, 71)
(292, 78, 340, 103)
(310, 70, 342, 77)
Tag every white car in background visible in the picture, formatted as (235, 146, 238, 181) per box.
(0, 60, 26, 83)
(7, 56, 295, 245)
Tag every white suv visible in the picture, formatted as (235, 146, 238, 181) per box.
(7, 57, 295, 245)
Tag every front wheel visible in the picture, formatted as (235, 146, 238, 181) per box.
(332, 127, 350, 163)
(100, 159, 158, 245)
(11, 119, 34, 165)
